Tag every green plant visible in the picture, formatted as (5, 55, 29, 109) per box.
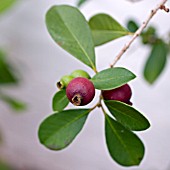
(127, 20, 169, 84)
(38, 0, 169, 167)
(0, 0, 17, 15)
(0, 0, 26, 112)
(0, 50, 26, 112)
(0, 0, 26, 158)
(0, 160, 12, 170)
(76, 0, 89, 7)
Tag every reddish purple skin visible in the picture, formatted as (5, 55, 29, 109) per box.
(102, 84, 132, 104)
(66, 77, 95, 106)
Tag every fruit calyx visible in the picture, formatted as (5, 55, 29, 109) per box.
(66, 77, 95, 106)
(57, 75, 74, 89)
(57, 81, 64, 89)
(72, 93, 82, 106)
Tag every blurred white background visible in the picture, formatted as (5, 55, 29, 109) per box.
(0, 0, 170, 170)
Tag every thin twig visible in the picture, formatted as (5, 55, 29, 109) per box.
(110, 0, 169, 68)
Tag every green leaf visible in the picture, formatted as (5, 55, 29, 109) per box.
(1, 95, 26, 112)
(105, 100, 150, 131)
(0, 160, 11, 170)
(0, 0, 16, 14)
(0, 130, 2, 144)
(77, 0, 89, 7)
(141, 26, 157, 45)
(52, 89, 69, 112)
(144, 41, 168, 84)
(105, 115, 145, 166)
(38, 109, 90, 150)
(89, 14, 130, 46)
(46, 5, 96, 71)
(127, 20, 139, 33)
(91, 67, 136, 90)
(0, 50, 18, 85)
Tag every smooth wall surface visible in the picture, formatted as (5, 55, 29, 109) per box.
(0, 0, 170, 170)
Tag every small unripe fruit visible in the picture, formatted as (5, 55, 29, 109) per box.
(71, 70, 91, 79)
(66, 77, 95, 106)
(102, 84, 132, 105)
(57, 75, 74, 89)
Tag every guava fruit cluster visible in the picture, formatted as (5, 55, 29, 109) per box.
(57, 70, 94, 106)
(57, 70, 132, 106)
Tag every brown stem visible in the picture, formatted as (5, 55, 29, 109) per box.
(110, 0, 169, 68)
(160, 5, 169, 12)
(90, 93, 103, 111)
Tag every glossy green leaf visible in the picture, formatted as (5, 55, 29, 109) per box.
(89, 14, 130, 46)
(77, 0, 89, 7)
(38, 109, 90, 150)
(105, 100, 150, 131)
(52, 90, 69, 112)
(0, 0, 16, 14)
(91, 67, 136, 90)
(127, 20, 139, 33)
(0, 50, 18, 85)
(46, 5, 96, 71)
(105, 115, 145, 166)
(144, 41, 168, 84)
